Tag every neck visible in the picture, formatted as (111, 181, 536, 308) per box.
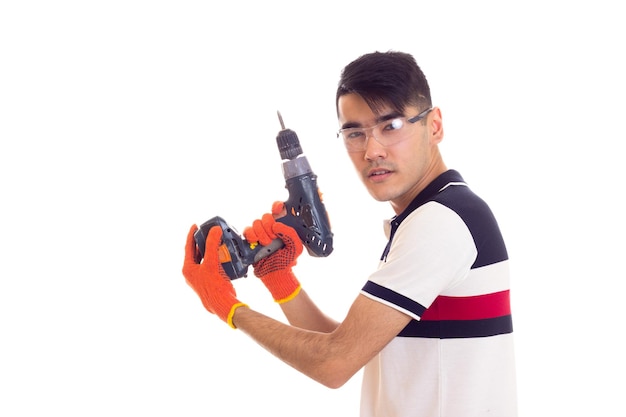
(390, 157, 447, 215)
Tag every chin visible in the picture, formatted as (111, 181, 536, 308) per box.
(367, 189, 392, 203)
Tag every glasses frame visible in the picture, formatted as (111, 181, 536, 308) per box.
(406, 107, 433, 124)
(337, 107, 433, 151)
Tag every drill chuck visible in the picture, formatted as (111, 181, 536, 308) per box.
(276, 128, 303, 160)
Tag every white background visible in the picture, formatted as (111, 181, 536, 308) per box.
(1, 1, 624, 416)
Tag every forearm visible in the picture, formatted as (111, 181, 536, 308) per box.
(279, 289, 339, 332)
(232, 306, 351, 389)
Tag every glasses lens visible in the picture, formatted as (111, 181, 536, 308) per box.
(340, 117, 413, 152)
(341, 129, 365, 151)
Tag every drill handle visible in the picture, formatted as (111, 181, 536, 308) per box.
(251, 238, 284, 263)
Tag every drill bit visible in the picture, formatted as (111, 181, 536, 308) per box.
(277, 110, 285, 130)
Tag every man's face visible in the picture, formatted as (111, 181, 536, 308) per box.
(337, 93, 443, 213)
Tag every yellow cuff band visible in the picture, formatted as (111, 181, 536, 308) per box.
(226, 302, 248, 329)
(275, 285, 302, 304)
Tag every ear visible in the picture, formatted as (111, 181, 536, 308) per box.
(429, 107, 444, 145)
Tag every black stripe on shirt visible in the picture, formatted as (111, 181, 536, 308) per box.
(362, 281, 427, 318)
(398, 315, 514, 339)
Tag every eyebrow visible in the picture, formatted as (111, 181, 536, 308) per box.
(340, 111, 403, 130)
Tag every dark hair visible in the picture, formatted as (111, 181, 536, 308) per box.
(336, 51, 432, 117)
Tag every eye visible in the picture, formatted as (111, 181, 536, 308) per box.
(345, 129, 365, 139)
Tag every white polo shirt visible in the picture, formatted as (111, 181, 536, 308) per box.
(360, 170, 517, 417)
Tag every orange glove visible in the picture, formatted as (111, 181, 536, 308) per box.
(243, 202, 304, 304)
(182, 224, 247, 328)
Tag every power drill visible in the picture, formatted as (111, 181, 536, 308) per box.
(193, 111, 333, 279)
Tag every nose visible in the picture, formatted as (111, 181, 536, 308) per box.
(363, 131, 387, 161)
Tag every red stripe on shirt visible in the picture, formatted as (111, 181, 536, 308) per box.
(420, 290, 511, 321)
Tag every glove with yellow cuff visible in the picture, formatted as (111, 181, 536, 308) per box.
(243, 202, 304, 304)
(182, 224, 247, 328)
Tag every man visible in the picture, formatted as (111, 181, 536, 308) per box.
(183, 51, 517, 416)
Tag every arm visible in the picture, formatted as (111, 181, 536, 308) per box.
(278, 288, 339, 332)
(232, 293, 412, 389)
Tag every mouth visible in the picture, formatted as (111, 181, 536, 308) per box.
(367, 168, 393, 181)
(369, 169, 391, 177)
